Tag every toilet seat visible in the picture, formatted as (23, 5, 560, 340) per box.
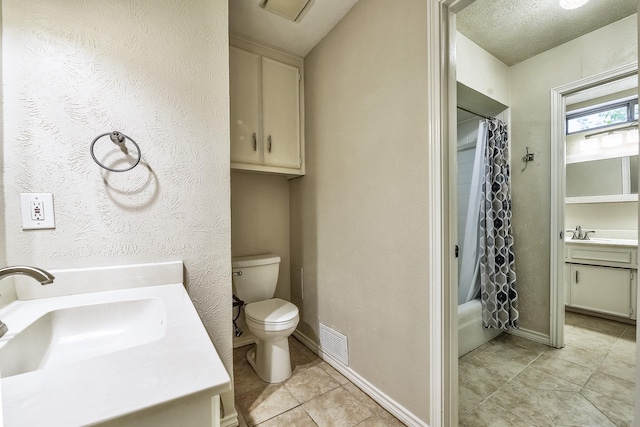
(245, 298, 298, 327)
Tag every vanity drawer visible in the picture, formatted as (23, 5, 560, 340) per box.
(566, 245, 637, 268)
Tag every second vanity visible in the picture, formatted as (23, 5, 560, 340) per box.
(565, 236, 638, 320)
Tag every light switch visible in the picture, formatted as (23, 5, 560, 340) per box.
(21, 193, 55, 230)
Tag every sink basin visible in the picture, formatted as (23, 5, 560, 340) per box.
(0, 298, 166, 378)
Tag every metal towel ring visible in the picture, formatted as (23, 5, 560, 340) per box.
(90, 131, 141, 173)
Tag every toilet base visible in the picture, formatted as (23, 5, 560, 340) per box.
(246, 335, 292, 383)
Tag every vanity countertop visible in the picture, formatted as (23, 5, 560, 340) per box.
(0, 282, 231, 427)
(565, 237, 638, 248)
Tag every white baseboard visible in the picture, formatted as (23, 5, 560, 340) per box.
(509, 327, 551, 346)
(293, 330, 429, 427)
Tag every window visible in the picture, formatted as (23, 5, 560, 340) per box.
(566, 98, 638, 134)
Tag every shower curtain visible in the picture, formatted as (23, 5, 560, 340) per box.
(459, 118, 518, 330)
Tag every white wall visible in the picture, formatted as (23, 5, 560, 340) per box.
(457, 32, 510, 107)
(2, 0, 232, 398)
(510, 15, 637, 334)
(290, 0, 431, 422)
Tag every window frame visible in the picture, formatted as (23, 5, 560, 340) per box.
(566, 97, 638, 135)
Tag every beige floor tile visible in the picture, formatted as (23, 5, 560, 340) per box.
(464, 346, 529, 380)
(585, 371, 636, 406)
(303, 387, 372, 427)
(459, 361, 512, 399)
(284, 365, 340, 403)
(598, 354, 635, 383)
(498, 334, 549, 353)
(290, 339, 322, 372)
(621, 326, 636, 341)
(511, 366, 582, 392)
(564, 311, 584, 326)
(458, 386, 484, 419)
(354, 415, 389, 427)
(486, 382, 554, 427)
(337, 383, 403, 426)
(581, 388, 635, 427)
(543, 343, 608, 370)
(236, 384, 300, 426)
(481, 340, 543, 365)
(255, 407, 317, 427)
(234, 357, 270, 396)
(565, 326, 619, 352)
(573, 315, 627, 337)
(459, 400, 535, 427)
(342, 382, 385, 415)
(527, 389, 615, 426)
(530, 353, 594, 387)
(318, 361, 351, 385)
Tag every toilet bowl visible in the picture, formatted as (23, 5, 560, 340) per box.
(231, 254, 299, 383)
(244, 298, 299, 383)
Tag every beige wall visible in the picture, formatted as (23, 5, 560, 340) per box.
(566, 202, 638, 232)
(2, 0, 232, 386)
(231, 171, 290, 300)
(290, 0, 430, 422)
(510, 15, 637, 334)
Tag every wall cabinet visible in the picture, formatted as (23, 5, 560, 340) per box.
(230, 36, 304, 176)
(565, 242, 637, 320)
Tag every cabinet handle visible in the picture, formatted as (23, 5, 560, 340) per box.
(575, 271, 579, 284)
(268, 135, 272, 153)
(252, 133, 257, 151)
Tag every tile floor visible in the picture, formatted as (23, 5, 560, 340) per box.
(459, 311, 636, 426)
(234, 337, 406, 427)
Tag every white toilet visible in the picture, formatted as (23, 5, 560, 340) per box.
(232, 254, 299, 383)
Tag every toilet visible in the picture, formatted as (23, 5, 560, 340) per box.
(232, 254, 299, 383)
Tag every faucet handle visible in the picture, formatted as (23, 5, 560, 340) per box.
(583, 230, 596, 240)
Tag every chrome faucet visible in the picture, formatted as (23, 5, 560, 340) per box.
(569, 225, 595, 240)
(0, 266, 55, 338)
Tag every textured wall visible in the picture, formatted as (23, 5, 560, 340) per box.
(509, 15, 637, 335)
(2, 0, 232, 384)
(289, 0, 431, 421)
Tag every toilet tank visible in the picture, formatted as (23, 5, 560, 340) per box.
(232, 254, 281, 304)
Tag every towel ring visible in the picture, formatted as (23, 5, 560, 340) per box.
(90, 131, 141, 173)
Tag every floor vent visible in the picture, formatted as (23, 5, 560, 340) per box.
(319, 323, 349, 366)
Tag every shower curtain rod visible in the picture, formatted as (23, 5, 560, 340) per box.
(457, 106, 493, 120)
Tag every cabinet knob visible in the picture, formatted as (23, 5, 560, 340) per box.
(268, 135, 272, 153)
(252, 133, 257, 151)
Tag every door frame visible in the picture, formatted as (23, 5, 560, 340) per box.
(549, 63, 639, 348)
(427, 1, 475, 426)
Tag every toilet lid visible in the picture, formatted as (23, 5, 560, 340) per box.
(245, 298, 299, 324)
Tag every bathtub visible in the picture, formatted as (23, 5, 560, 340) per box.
(458, 298, 502, 357)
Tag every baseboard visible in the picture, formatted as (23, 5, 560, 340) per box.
(293, 330, 428, 427)
(509, 326, 551, 346)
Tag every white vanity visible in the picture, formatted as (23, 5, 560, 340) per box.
(565, 238, 638, 320)
(0, 261, 231, 427)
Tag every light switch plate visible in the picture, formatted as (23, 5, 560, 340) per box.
(20, 193, 55, 230)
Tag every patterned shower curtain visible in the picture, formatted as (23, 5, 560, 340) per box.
(480, 118, 519, 330)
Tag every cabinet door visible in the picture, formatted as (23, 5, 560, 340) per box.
(261, 57, 301, 169)
(230, 47, 261, 165)
(570, 264, 631, 317)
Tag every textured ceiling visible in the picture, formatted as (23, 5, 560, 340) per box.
(229, 0, 360, 57)
(457, 0, 638, 66)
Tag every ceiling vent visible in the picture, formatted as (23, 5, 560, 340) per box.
(261, 0, 311, 22)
